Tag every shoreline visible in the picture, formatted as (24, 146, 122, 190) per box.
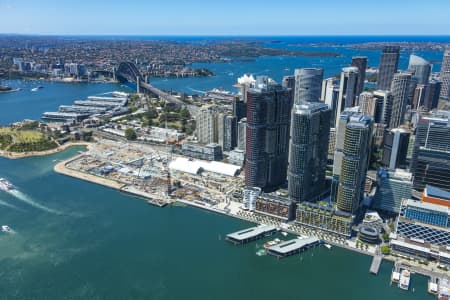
(0, 142, 90, 159)
(52, 146, 449, 280)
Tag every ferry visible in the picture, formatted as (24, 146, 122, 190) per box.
(399, 269, 411, 290)
(1, 225, 12, 233)
(264, 238, 282, 249)
(0, 178, 15, 192)
(391, 270, 400, 283)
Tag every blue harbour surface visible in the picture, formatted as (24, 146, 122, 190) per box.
(0, 36, 446, 299)
(0, 148, 433, 299)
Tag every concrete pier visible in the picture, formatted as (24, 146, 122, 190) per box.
(370, 255, 383, 275)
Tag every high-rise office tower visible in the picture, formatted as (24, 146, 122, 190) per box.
(411, 111, 450, 192)
(237, 118, 247, 151)
(381, 128, 410, 169)
(336, 114, 373, 214)
(377, 46, 400, 90)
(288, 103, 331, 202)
(217, 114, 237, 151)
(282, 75, 295, 105)
(321, 77, 336, 101)
(412, 84, 428, 110)
(196, 106, 218, 144)
(408, 54, 432, 85)
(322, 78, 340, 125)
(359, 92, 376, 117)
(390, 72, 412, 129)
(373, 90, 393, 125)
(331, 107, 363, 201)
(439, 48, 450, 99)
(232, 97, 246, 121)
(424, 79, 441, 111)
(351, 56, 368, 96)
(245, 77, 291, 192)
(337, 67, 359, 118)
(372, 169, 412, 214)
(294, 68, 323, 104)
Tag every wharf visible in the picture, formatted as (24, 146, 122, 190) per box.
(147, 198, 168, 207)
(370, 255, 383, 275)
(267, 236, 320, 258)
(226, 225, 277, 245)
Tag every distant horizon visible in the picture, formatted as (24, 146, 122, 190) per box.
(2, 33, 450, 37)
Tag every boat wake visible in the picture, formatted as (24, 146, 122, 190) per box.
(0, 199, 20, 210)
(187, 87, 206, 94)
(8, 190, 62, 215)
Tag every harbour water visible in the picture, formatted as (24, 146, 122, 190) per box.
(0, 147, 433, 299)
(0, 36, 447, 298)
(0, 80, 130, 125)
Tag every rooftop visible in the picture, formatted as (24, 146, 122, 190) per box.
(268, 236, 319, 254)
(425, 185, 450, 201)
(226, 225, 277, 241)
(405, 199, 449, 215)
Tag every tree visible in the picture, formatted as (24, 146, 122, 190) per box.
(381, 233, 390, 243)
(381, 245, 391, 255)
(125, 128, 137, 140)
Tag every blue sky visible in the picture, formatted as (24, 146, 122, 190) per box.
(1, 0, 450, 35)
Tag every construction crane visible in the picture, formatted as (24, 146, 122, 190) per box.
(164, 111, 173, 197)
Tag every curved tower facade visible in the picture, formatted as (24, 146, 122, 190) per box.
(294, 68, 323, 104)
(336, 115, 373, 214)
(288, 103, 331, 202)
(245, 80, 291, 192)
(408, 54, 431, 85)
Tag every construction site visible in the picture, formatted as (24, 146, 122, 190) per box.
(58, 138, 244, 207)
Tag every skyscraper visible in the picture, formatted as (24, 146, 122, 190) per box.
(322, 78, 339, 125)
(245, 77, 291, 192)
(411, 111, 450, 192)
(336, 114, 373, 214)
(390, 72, 412, 129)
(288, 103, 331, 202)
(237, 118, 247, 151)
(359, 92, 376, 117)
(439, 48, 450, 99)
(232, 97, 246, 121)
(377, 46, 400, 90)
(282, 75, 295, 105)
(196, 106, 218, 144)
(331, 107, 363, 201)
(381, 128, 410, 169)
(373, 90, 393, 125)
(412, 84, 428, 110)
(372, 169, 412, 214)
(294, 68, 323, 104)
(337, 67, 359, 118)
(217, 114, 237, 151)
(408, 54, 432, 85)
(351, 56, 368, 96)
(424, 79, 442, 111)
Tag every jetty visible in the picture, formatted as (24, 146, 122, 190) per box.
(267, 236, 320, 258)
(226, 225, 277, 245)
(370, 254, 383, 275)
